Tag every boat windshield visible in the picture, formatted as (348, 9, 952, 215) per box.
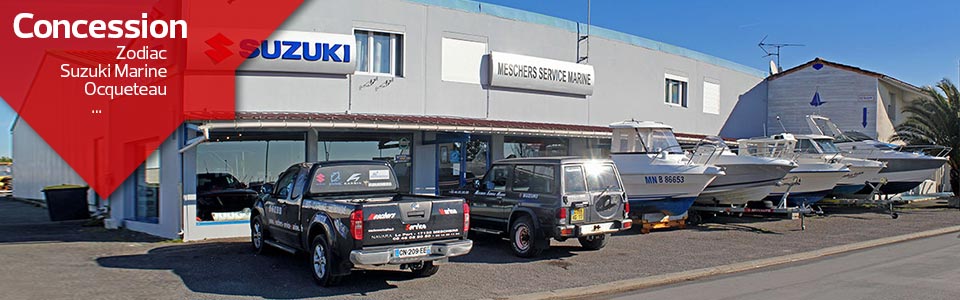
(814, 139, 841, 154)
(834, 131, 874, 143)
(796, 139, 820, 154)
(647, 129, 683, 154)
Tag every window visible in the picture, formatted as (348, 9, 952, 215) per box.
(512, 165, 556, 194)
(584, 164, 622, 192)
(563, 166, 587, 194)
(355, 29, 403, 76)
(504, 136, 568, 158)
(703, 81, 720, 114)
(134, 150, 160, 223)
(317, 132, 413, 193)
(483, 165, 511, 192)
(814, 139, 841, 154)
(274, 167, 298, 199)
(887, 93, 897, 122)
(796, 139, 819, 154)
(665, 76, 688, 107)
(646, 129, 683, 154)
(195, 131, 305, 222)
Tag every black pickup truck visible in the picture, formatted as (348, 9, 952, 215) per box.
(251, 161, 473, 286)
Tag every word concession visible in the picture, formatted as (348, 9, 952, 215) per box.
(13, 13, 187, 39)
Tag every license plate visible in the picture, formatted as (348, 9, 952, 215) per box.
(394, 246, 431, 258)
(572, 207, 585, 222)
(581, 222, 614, 235)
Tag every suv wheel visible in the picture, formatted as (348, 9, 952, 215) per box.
(510, 216, 545, 258)
(410, 261, 440, 277)
(578, 234, 608, 250)
(251, 216, 270, 254)
(310, 236, 343, 286)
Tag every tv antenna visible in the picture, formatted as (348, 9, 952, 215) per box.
(758, 35, 804, 72)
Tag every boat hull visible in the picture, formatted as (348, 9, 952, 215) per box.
(768, 166, 848, 205)
(614, 153, 722, 217)
(696, 158, 795, 205)
(831, 159, 884, 196)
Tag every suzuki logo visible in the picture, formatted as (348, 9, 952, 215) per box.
(203, 33, 234, 64)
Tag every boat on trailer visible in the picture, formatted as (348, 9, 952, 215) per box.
(608, 121, 723, 224)
(738, 133, 849, 207)
(806, 115, 949, 195)
(694, 137, 797, 206)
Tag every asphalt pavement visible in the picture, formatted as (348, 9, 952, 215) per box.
(605, 232, 960, 300)
(1, 196, 959, 299)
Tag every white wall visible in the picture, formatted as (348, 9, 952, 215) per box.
(767, 64, 879, 137)
(11, 119, 88, 200)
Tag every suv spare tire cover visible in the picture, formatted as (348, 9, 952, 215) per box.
(593, 194, 621, 219)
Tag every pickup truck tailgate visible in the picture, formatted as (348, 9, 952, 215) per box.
(361, 197, 465, 246)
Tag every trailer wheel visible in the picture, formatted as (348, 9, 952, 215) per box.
(687, 213, 703, 226)
(891, 212, 899, 219)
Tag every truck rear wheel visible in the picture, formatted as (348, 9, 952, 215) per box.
(578, 234, 608, 250)
(310, 235, 343, 286)
(410, 261, 440, 277)
(510, 216, 545, 258)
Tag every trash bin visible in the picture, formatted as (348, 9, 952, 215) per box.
(42, 185, 90, 221)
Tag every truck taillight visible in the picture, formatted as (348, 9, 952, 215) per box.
(462, 202, 470, 233)
(623, 195, 630, 215)
(350, 210, 363, 240)
(558, 207, 568, 219)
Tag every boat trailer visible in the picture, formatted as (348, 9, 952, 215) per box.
(688, 177, 816, 228)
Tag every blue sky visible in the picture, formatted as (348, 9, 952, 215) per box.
(2, 0, 958, 157)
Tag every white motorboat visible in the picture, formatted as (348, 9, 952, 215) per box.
(807, 115, 949, 194)
(609, 121, 723, 216)
(793, 134, 886, 195)
(738, 133, 850, 206)
(695, 137, 797, 206)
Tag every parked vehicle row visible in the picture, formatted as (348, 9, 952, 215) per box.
(248, 115, 948, 286)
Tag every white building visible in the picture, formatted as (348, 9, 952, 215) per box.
(12, 0, 768, 240)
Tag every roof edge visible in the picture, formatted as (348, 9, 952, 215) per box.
(405, 0, 766, 78)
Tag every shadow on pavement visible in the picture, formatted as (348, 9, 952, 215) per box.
(451, 232, 576, 264)
(96, 242, 427, 299)
(0, 197, 163, 244)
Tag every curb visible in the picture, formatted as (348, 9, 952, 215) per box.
(503, 225, 960, 300)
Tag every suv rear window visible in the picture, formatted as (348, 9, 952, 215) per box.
(584, 164, 622, 192)
(512, 165, 556, 194)
(309, 165, 398, 194)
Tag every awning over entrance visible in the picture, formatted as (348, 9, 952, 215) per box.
(181, 112, 723, 152)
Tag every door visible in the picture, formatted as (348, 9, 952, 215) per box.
(277, 167, 308, 246)
(470, 164, 511, 230)
(507, 164, 559, 221)
(266, 166, 299, 245)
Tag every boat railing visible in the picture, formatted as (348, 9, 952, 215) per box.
(898, 145, 952, 158)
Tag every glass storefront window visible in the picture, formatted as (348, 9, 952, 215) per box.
(195, 132, 305, 222)
(438, 138, 489, 193)
(504, 136, 568, 158)
(134, 150, 160, 223)
(317, 132, 413, 193)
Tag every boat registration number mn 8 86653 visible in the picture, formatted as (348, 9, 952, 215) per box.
(644, 175, 685, 184)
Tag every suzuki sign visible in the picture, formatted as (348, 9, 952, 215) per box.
(489, 51, 595, 95)
(192, 29, 356, 75)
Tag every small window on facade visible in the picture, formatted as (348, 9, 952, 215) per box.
(354, 29, 404, 76)
(665, 77, 688, 107)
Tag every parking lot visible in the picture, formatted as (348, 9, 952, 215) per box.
(0, 197, 958, 300)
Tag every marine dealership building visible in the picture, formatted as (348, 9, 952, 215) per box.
(12, 0, 773, 240)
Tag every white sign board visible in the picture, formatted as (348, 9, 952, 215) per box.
(237, 30, 357, 74)
(488, 51, 595, 95)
